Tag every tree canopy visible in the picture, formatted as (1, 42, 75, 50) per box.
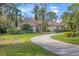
(62, 3, 79, 32)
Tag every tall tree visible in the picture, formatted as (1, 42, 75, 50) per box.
(40, 5, 46, 20)
(62, 3, 79, 32)
(39, 4, 48, 32)
(47, 11, 57, 21)
(33, 4, 40, 32)
(0, 3, 22, 33)
(33, 4, 39, 20)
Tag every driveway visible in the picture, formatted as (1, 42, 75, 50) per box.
(31, 34, 79, 56)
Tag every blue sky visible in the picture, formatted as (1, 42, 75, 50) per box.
(18, 3, 71, 19)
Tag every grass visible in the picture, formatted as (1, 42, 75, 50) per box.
(0, 33, 57, 56)
(51, 34, 79, 45)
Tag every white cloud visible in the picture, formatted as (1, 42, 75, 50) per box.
(52, 9, 59, 13)
(50, 6, 57, 9)
(50, 6, 59, 13)
(50, 6, 53, 9)
(20, 8, 32, 13)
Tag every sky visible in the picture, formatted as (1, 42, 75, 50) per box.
(18, 3, 71, 20)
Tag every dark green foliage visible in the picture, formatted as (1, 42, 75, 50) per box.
(0, 20, 7, 34)
(0, 28, 6, 34)
(46, 29, 50, 32)
(21, 24, 33, 32)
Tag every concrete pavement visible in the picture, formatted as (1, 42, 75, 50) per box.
(31, 34, 79, 56)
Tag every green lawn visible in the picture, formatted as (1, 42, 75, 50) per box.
(0, 33, 57, 56)
(51, 34, 79, 45)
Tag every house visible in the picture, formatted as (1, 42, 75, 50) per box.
(47, 20, 62, 32)
(17, 19, 62, 32)
(21, 19, 37, 32)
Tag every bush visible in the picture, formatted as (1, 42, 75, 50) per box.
(46, 29, 50, 32)
(6, 28, 24, 34)
(21, 24, 33, 32)
(64, 32, 79, 37)
(15, 30, 25, 34)
(54, 29, 68, 33)
(64, 32, 69, 37)
(6, 28, 17, 34)
(75, 32, 79, 37)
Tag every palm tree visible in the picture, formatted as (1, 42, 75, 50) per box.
(40, 6, 46, 20)
(33, 4, 39, 32)
(39, 4, 48, 32)
(33, 4, 39, 20)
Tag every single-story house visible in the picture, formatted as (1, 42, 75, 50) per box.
(17, 19, 62, 32)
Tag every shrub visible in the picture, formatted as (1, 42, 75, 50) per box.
(64, 32, 69, 37)
(21, 24, 33, 32)
(46, 29, 50, 32)
(75, 32, 79, 37)
(6, 28, 17, 34)
(6, 28, 24, 34)
(64, 32, 79, 37)
(54, 28, 68, 33)
(16, 30, 25, 34)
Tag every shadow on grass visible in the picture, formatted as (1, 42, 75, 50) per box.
(0, 41, 57, 56)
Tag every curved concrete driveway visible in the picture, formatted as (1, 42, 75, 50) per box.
(31, 34, 79, 56)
